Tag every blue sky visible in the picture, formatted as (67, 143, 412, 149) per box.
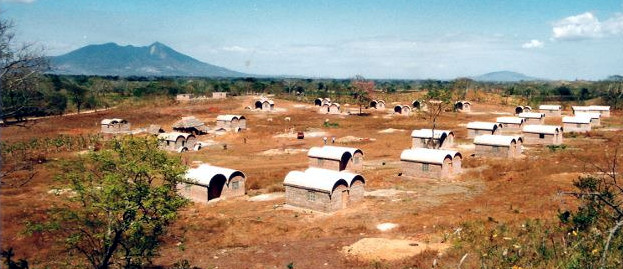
(2, 0, 623, 80)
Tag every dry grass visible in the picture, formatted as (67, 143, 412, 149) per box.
(1, 94, 621, 268)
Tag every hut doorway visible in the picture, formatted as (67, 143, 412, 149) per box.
(314, 99, 322, 106)
(341, 190, 349, 209)
(207, 175, 227, 200)
(340, 153, 351, 171)
(515, 106, 523, 114)
(394, 106, 402, 114)
(254, 101, 263, 109)
(454, 102, 464, 111)
(412, 101, 420, 109)
(370, 101, 377, 108)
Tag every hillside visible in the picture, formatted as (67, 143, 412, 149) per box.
(49, 42, 248, 77)
(471, 71, 540, 82)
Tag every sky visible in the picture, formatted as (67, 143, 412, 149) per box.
(2, 0, 623, 80)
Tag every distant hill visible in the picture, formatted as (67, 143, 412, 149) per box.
(471, 71, 540, 82)
(49, 42, 247, 77)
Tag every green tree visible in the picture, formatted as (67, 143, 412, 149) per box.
(40, 137, 188, 269)
(45, 91, 68, 115)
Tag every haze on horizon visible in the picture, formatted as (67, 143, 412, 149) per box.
(2, 0, 623, 80)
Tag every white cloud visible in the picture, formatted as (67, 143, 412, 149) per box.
(0, 0, 36, 3)
(553, 12, 623, 40)
(221, 46, 251, 52)
(522, 39, 544, 49)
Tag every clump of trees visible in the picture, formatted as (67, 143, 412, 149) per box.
(27, 137, 188, 269)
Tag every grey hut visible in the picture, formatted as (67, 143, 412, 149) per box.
(172, 116, 208, 135)
(496, 117, 524, 133)
(179, 164, 246, 202)
(562, 116, 592, 133)
(216, 115, 247, 131)
(283, 167, 365, 213)
(400, 148, 462, 180)
(538, 105, 562, 117)
(466, 122, 501, 138)
(474, 135, 523, 158)
(411, 129, 454, 149)
(212, 92, 227, 99)
(522, 125, 563, 145)
(518, 112, 545, 125)
(308, 146, 364, 172)
(100, 118, 131, 134)
(158, 132, 197, 152)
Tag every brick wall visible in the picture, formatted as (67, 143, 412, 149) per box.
(285, 186, 334, 212)
(221, 176, 246, 199)
(523, 132, 558, 145)
(308, 157, 342, 171)
(177, 183, 208, 203)
(475, 144, 512, 158)
(540, 110, 562, 117)
(523, 118, 544, 125)
(563, 123, 591, 133)
(401, 161, 444, 179)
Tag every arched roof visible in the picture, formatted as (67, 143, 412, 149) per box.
(497, 117, 524, 124)
(308, 146, 363, 161)
(330, 103, 340, 108)
(184, 164, 245, 187)
(456, 101, 471, 105)
(216, 115, 245, 121)
(539, 105, 562, 110)
(474, 135, 518, 146)
(283, 167, 365, 194)
(467, 121, 499, 131)
(158, 132, 194, 141)
(377, 100, 385, 104)
(401, 105, 411, 110)
(518, 112, 545, 119)
(400, 148, 461, 164)
(563, 116, 591, 124)
(522, 125, 561, 134)
(411, 129, 453, 139)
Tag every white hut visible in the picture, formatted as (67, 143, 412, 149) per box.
(400, 148, 462, 179)
(100, 118, 131, 134)
(454, 101, 471, 112)
(283, 167, 365, 213)
(179, 164, 246, 202)
(573, 106, 611, 117)
(562, 116, 592, 133)
(522, 125, 563, 145)
(496, 117, 525, 133)
(216, 115, 247, 131)
(539, 105, 562, 117)
(393, 105, 411, 115)
(157, 132, 197, 152)
(411, 129, 454, 149)
(369, 100, 386, 109)
(474, 135, 523, 158)
(308, 146, 363, 172)
(466, 122, 501, 138)
(329, 103, 341, 114)
(518, 112, 545, 125)
(515, 106, 532, 114)
(254, 98, 275, 111)
(574, 112, 601, 127)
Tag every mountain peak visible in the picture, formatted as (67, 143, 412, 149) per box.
(49, 42, 247, 77)
(471, 71, 541, 82)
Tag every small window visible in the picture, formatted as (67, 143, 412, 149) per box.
(232, 181, 239, 190)
(539, 133, 545, 139)
(317, 159, 324, 166)
(422, 163, 429, 171)
(306, 191, 316, 201)
(421, 138, 426, 144)
(577, 124, 581, 128)
(353, 157, 360, 164)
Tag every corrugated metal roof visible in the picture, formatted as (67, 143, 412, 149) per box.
(539, 105, 562, 110)
(216, 115, 245, 121)
(172, 116, 205, 128)
(283, 167, 364, 193)
(474, 135, 519, 146)
(184, 164, 245, 187)
(563, 116, 591, 124)
(467, 121, 499, 130)
(308, 146, 363, 160)
(400, 148, 461, 164)
(518, 112, 545, 119)
(522, 125, 561, 134)
(411, 129, 453, 139)
(496, 117, 524, 124)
